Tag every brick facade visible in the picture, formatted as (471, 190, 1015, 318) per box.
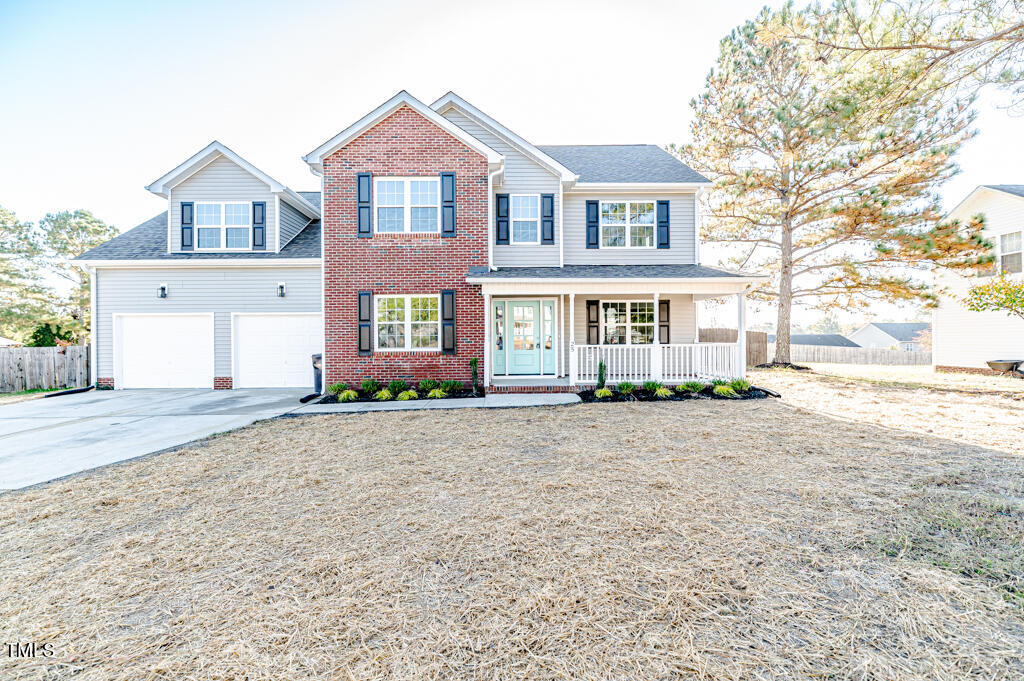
(214, 377, 233, 390)
(97, 377, 114, 388)
(321, 105, 489, 386)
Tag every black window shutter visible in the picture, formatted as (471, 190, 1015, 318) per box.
(252, 201, 266, 251)
(495, 193, 509, 244)
(659, 299, 670, 344)
(441, 172, 456, 237)
(586, 300, 600, 344)
(541, 193, 554, 244)
(586, 200, 599, 249)
(656, 200, 670, 249)
(357, 173, 373, 238)
(180, 202, 194, 251)
(440, 290, 456, 354)
(358, 291, 372, 355)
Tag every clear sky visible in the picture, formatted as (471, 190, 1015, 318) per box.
(2, 0, 1019, 328)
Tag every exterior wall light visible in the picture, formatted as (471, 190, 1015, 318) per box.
(277, 282, 286, 298)
(158, 283, 168, 298)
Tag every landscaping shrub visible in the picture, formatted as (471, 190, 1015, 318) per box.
(642, 380, 663, 392)
(387, 379, 410, 395)
(396, 389, 418, 401)
(730, 378, 751, 393)
(374, 388, 393, 401)
(440, 380, 463, 394)
(678, 381, 706, 393)
(595, 387, 613, 399)
(361, 379, 380, 394)
(712, 384, 738, 398)
(617, 381, 636, 395)
(419, 378, 440, 392)
(470, 358, 479, 393)
(597, 361, 607, 389)
(338, 389, 358, 402)
(427, 388, 448, 399)
(710, 378, 729, 387)
(654, 386, 673, 399)
(327, 382, 348, 396)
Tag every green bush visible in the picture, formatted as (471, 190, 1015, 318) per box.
(427, 388, 448, 399)
(595, 387, 613, 399)
(617, 381, 637, 395)
(654, 386, 673, 399)
(642, 380, 663, 392)
(677, 381, 706, 393)
(361, 379, 380, 394)
(440, 380, 463, 394)
(597, 361, 607, 389)
(327, 382, 348, 396)
(28, 323, 74, 347)
(729, 379, 751, 393)
(396, 389, 418, 401)
(710, 378, 729, 387)
(387, 379, 410, 395)
(419, 379, 439, 391)
(712, 384, 738, 398)
(374, 388, 393, 401)
(470, 358, 479, 392)
(338, 389, 358, 402)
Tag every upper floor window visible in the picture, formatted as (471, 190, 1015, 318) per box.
(600, 201, 655, 248)
(375, 294, 440, 350)
(601, 301, 654, 344)
(196, 202, 250, 250)
(510, 195, 540, 244)
(375, 177, 439, 233)
(1000, 231, 1022, 274)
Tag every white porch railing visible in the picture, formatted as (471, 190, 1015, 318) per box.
(575, 343, 740, 384)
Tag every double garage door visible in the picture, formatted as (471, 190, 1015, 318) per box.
(115, 313, 322, 389)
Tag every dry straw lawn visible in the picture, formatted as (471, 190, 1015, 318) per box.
(2, 400, 1023, 680)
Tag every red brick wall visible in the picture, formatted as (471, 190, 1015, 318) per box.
(214, 377, 233, 390)
(322, 105, 489, 386)
(97, 377, 114, 388)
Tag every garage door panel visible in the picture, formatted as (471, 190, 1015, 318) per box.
(117, 315, 214, 389)
(234, 314, 322, 388)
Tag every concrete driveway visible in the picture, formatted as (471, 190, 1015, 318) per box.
(0, 389, 307, 491)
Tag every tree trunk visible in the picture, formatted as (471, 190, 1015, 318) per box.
(774, 158, 794, 364)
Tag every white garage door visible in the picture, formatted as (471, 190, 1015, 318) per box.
(116, 314, 215, 389)
(233, 314, 322, 388)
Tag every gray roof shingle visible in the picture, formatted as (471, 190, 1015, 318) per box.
(983, 185, 1024, 199)
(869, 322, 930, 342)
(467, 264, 751, 279)
(537, 145, 709, 184)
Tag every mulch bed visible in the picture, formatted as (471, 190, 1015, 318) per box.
(578, 385, 775, 403)
(318, 389, 482, 404)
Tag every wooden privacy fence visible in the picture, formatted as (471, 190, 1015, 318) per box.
(767, 343, 932, 365)
(0, 345, 90, 392)
(698, 328, 769, 367)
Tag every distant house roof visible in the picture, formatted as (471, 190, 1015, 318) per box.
(536, 145, 709, 184)
(983, 185, 1024, 200)
(867, 322, 930, 342)
(0, 337, 19, 347)
(767, 333, 859, 347)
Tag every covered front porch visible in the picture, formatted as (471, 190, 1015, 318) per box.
(467, 265, 765, 389)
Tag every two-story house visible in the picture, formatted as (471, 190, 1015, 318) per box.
(75, 91, 763, 391)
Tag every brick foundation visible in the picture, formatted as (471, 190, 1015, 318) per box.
(322, 104, 489, 386)
(97, 377, 114, 388)
(487, 384, 579, 394)
(213, 377, 233, 390)
(935, 364, 1021, 377)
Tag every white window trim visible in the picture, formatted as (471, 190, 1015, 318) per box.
(999, 229, 1022, 274)
(509, 193, 541, 245)
(194, 201, 251, 252)
(374, 176, 441, 234)
(599, 299, 656, 346)
(599, 200, 657, 249)
(374, 294, 441, 352)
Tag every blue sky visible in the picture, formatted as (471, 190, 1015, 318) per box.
(2, 0, 1019, 326)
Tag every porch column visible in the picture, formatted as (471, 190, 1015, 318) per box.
(651, 292, 662, 381)
(736, 292, 746, 379)
(483, 293, 491, 387)
(569, 293, 577, 386)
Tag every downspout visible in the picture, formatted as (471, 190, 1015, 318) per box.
(487, 167, 502, 270)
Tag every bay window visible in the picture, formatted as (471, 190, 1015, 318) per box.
(195, 202, 250, 250)
(600, 201, 655, 248)
(601, 301, 654, 344)
(375, 295, 440, 350)
(375, 177, 440, 233)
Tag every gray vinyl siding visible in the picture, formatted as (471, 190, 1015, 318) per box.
(94, 267, 321, 378)
(169, 156, 277, 252)
(441, 108, 560, 266)
(563, 193, 697, 264)
(279, 200, 310, 249)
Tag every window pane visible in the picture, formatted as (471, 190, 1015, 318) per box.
(604, 325, 626, 345)
(602, 224, 625, 247)
(376, 180, 404, 206)
(410, 296, 438, 322)
(410, 207, 438, 232)
(511, 195, 539, 219)
(196, 204, 221, 226)
(600, 203, 625, 224)
(376, 296, 405, 323)
(377, 207, 404, 232)
(377, 324, 405, 348)
(1002, 252, 1023, 274)
(410, 180, 438, 206)
(512, 220, 538, 243)
(630, 224, 653, 247)
(602, 302, 626, 325)
(631, 302, 653, 324)
(411, 323, 438, 348)
(1001, 231, 1022, 254)
(197, 227, 220, 248)
(630, 202, 655, 225)
(631, 325, 654, 344)
(225, 227, 248, 248)
(224, 203, 249, 225)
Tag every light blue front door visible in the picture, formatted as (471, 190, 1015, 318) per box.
(509, 302, 541, 374)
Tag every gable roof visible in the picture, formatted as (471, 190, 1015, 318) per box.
(865, 322, 930, 342)
(303, 91, 503, 174)
(767, 333, 859, 347)
(537, 145, 709, 185)
(145, 141, 320, 219)
(945, 184, 1024, 222)
(430, 92, 578, 184)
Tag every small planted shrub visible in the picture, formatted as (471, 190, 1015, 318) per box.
(712, 384, 738, 398)
(470, 358, 479, 393)
(654, 386, 673, 399)
(642, 380, 663, 392)
(374, 388, 393, 401)
(427, 388, 448, 399)
(710, 378, 729, 387)
(419, 378, 440, 392)
(387, 379, 410, 395)
(594, 387, 613, 399)
(440, 380, 463, 394)
(678, 380, 706, 393)
(396, 389, 418, 401)
(338, 389, 359, 402)
(617, 381, 637, 395)
(327, 382, 348, 396)
(361, 379, 380, 394)
(597, 361, 607, 389)
(729, 379, 751, 393)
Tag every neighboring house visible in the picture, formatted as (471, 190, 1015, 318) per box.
(933, 185, 1024, 371)
(75, 91, 764, 391)
(767, 333, 859, 347)
(849, 322, 930, 351)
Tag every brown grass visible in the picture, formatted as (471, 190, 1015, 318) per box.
(1, 401, 1022, 680)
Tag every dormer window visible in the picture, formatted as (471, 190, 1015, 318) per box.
(196, 202, 251, 250)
